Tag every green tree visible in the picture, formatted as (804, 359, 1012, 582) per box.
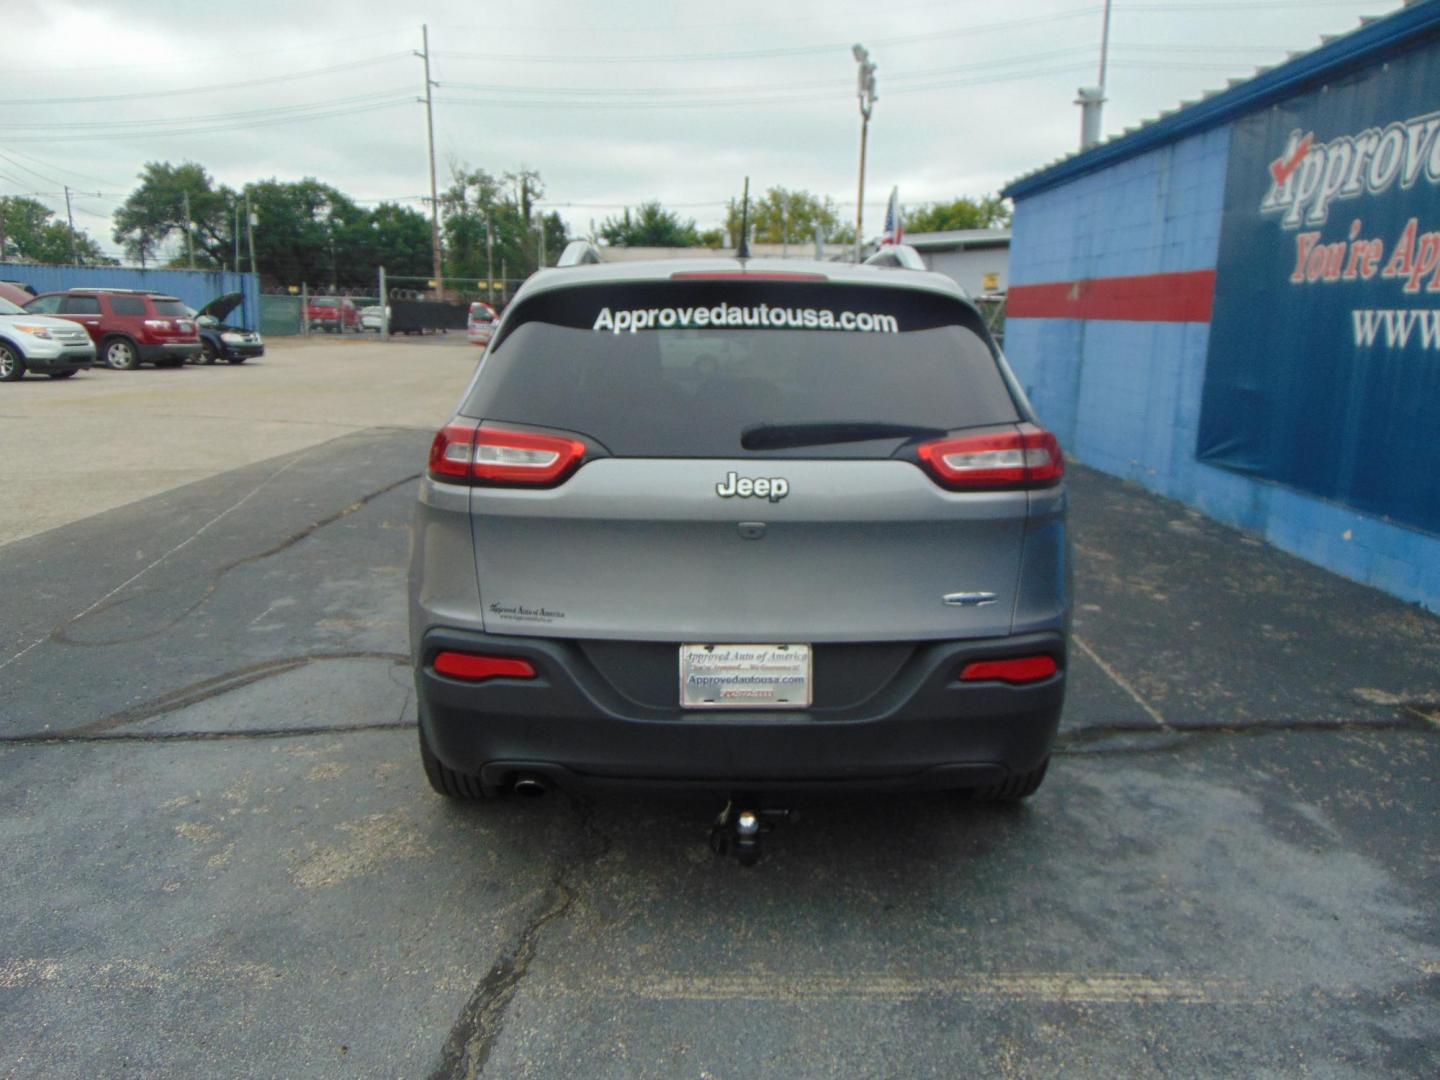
(0, 196, 109, 264)
(747, 187, 845, 245)
(240, 177, 368, 288)
(599, 201, 701, 247)
(441, 163, 567, 286)
(112, 161, 238, 268)
(903, 194, 1011, 234)
(723, 188, 855, 248)
(365, 201, 432, 279)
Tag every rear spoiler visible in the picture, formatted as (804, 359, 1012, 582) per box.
(862, 244, 927, 271)
(557, 240, 603, 267)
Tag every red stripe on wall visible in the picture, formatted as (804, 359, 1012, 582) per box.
(1007, 269, 1216, 323)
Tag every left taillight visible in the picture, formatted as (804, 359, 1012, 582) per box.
(427, 420, 587, 487)
(433, 652, 536, 682)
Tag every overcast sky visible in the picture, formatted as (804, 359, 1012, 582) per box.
(5, 0, 1408, 259)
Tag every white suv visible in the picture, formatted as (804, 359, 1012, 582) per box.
(0, 297, 96, 381)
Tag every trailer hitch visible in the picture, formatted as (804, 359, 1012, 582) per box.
(709, 799, 791, 866)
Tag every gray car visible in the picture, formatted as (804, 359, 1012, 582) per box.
(409, 248, 1069, 806)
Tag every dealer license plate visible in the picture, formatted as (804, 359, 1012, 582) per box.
(679, 644, 812, 709)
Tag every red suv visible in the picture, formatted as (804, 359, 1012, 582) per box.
(24, 289, 201, 369)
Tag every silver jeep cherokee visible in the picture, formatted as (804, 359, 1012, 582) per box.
(409, 247, 1069, 803)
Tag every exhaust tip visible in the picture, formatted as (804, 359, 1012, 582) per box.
(512, 775, 549, 798)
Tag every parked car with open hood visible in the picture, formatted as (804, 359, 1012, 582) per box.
(0, 295, 95, 381)
(190, 293, 264, 364)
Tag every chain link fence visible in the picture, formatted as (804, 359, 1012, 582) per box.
(257, 269, 537, 338)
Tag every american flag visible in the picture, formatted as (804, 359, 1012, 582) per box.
(880, 187, 903, 246)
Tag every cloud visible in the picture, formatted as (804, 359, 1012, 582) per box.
(0, 0, 1404, 252)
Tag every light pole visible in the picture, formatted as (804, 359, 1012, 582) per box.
(1077, 0, 1113, 150)
(852, 43, 877, 263)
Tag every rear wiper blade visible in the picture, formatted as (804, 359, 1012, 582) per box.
(740, 421, 947, 451)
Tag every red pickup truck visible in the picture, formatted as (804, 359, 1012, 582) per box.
(306, 296, 361, 332)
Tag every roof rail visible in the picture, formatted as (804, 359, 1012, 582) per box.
(557, 240, 603, 267)
(863, 244, 928, 271)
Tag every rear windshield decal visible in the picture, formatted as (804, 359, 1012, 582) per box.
(593, 304, 899, 335)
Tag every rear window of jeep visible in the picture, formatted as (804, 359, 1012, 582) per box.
(462, 281, 1018, 458)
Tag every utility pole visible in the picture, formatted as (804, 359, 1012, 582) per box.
(245, 190, 257, 279)
(537, 210, 546, 270)
(63, 186, 79, 265)
(851, 44, 877, 264)
(418, 24, 442, 298)
(379, 265, 389, 341)
(182, 190, 195, 270)
(485, 215, 494, 305)
(246, 192, 260, 329)
(780, 192, 789, 259)
(234, 199, 241, 272)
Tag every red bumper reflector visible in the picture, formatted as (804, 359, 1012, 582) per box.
(959, 656, 1058, 684)
(433, 652, 537, 682)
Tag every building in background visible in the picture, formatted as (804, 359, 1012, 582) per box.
(904, 229, 1011, 296)
(1000, 0, 1440, 612)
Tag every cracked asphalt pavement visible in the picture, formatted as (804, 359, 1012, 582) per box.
(2, 337, 1437, 1077)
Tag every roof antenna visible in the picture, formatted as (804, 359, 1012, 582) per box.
(736, 176, 751, 260)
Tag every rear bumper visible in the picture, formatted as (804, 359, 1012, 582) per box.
(416, 628, 1066, 794)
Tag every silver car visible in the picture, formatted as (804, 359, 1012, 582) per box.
(409, 251, 1069, 804)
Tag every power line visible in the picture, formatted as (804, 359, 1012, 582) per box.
(0, 98, 416, 144)
(0, 89, 416, 131)
(434, 62, 1100, 111)
(431, 6, 1105, 65)
(5, 29, 413, 76)
(437, 45, 1103, 99)
(430, 0, 1381, 66)
(0, 146, 121, 188)
(0, 53, 412, 108)
(0, 150, 69, 188)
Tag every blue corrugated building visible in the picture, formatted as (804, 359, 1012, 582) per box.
(0, 264, 260, 330)
(1002, 1, 1440, 613)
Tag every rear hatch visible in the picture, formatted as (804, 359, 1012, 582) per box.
(145, 296, 198, 342)
(452, 276, 1042, 646)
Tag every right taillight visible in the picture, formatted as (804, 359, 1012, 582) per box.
(917, 424, 1064, 490)
(960, 656, 1059, 684)
(428, 420, 587, 487)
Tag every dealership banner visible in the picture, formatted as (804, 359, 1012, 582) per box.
(1197, 39, 1440, 535)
